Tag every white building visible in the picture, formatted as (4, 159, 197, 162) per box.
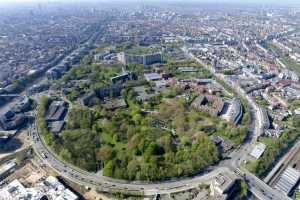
(0, 176, 78, 200)
(0, 161, 16, 180)
(250, 143, 266, 159)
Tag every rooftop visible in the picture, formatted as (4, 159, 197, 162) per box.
(0, 176, 78, 200)
(250, 143, 266, 159)
(0, 161, 16, 176)
(275, 166, 300, 196)
(144, 73, 162, 81)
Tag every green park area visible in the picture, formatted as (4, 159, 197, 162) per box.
(37, 44, 249, 181)
(37, 87, 248, 181)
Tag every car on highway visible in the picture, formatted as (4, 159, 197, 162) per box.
(41, 153, 47, 159)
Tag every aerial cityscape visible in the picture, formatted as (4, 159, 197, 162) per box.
(0, 0, 300, 200)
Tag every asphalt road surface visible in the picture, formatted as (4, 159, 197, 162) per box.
(28, 48, 292, 200)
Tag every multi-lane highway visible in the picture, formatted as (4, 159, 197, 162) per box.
(27, 47, 293, 200)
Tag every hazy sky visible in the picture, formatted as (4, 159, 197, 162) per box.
(0, 0, 299, 5)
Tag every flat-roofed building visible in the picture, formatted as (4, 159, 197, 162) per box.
(48, 121, 65, 136)
(102, 98, 127, 110)
(111, 71, 135, 84)
(80, 91, 97, 106)
(178, 67, 198, 72)
(222, 98, 243, 125)
(28, 83, 49, 95)
(192, 95, 224, 117)
(275, 166, 300, 196)
(0, 179, 45, 200)
(0, 176, 78, 200)
(210, 173, 237, 200)
(144, 73, 162, 82)
(94, 51, 111, 61)
(118, 52, 162, 66)
(0, 161, 16, 180)
(95, 85, 124, 99)
(0, 109, 25, 131)
(250, 143, 266, 159)
(0, 130, 17, 143)
(133, 86, 156, 102)
(45, 101, 67, 122)
(154, 80, 168, 88)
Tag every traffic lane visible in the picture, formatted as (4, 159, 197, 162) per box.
(35, 132, 228, 189)
(32, 123, 267, 197)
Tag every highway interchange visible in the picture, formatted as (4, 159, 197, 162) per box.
(27, 47, 293, 200)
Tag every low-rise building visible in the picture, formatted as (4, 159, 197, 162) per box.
(0, 176, 78, 200)
(80, 91, 97, 106)
(221, 98, 243, 125)
(210, 135, 234, 153)
(192, 95, 224, 117)
(178, 67, 198, 72)
(0, 130, 17, 143)
(0, 161, 16, 181)
(265, 129, 283, 138)
(102, 98, 127, 110)
(275, 166, 300, 196)
(94, 50, 111, 61)
(154, 80, 168, 88)
(210, 173, 237, 200)
(14, 95, 31, 113)
(28, 83, 49, 95)
(95, 85, 124, 99)
(46, 68, 61, 81)
(48, 121, 65, 136)
(133, 86, 156, 102)
(250, 143, 266, 159)
(144, 73, 162, 82)
(111, 70, 136, 84)
(0, 109, 25, 131)
(45, 101, 67, 122)
(295, 107, 300, 115)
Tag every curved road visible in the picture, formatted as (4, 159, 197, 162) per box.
(28, 48, 292, 200)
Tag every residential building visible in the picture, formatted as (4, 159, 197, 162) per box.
(210, 173, 237, 200)
(0, 176, 78, 200)
(118, 52, 162, 66)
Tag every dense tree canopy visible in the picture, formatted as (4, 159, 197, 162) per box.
(38, 50, 248, 181)
(37, 87, 251, 181)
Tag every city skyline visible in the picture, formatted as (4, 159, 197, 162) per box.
(0, 1, 300, 200)
(1, 0, 300, 5)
